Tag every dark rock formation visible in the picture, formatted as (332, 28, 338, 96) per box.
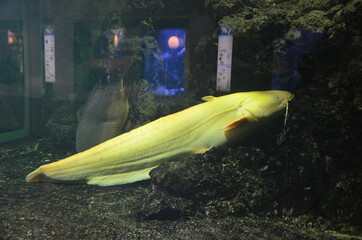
(138, 0, 362, 235)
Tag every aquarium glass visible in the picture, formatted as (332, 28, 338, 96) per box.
(0, 1, 361, 238)
(0, 0, 28, 142)
(145, 29, 186, 96)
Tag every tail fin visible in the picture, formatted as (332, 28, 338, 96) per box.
(26, 167, 55, 183)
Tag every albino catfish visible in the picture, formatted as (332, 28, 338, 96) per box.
(26, 90, 293, 186)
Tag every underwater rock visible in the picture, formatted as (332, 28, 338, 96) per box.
(137, 188, 193, 220)
(296, 0, 340, 12)
(321, 171, 362, 229)
(139, 146, 276, 220)
(292, 10, 333, 32)
(332, 0, 362, 35)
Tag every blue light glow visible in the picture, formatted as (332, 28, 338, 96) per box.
(144, 29, 186, 96)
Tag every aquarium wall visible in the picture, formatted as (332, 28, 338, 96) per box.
(0, 0, 29, 143)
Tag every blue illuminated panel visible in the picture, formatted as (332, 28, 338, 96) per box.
(145, 29, 185, 96)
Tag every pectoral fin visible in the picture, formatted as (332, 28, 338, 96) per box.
(223, 117, 247, 131)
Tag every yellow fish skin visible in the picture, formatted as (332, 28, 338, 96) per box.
(26, 90, 293, 186)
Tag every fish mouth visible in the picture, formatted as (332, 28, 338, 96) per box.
(280, 92, 293, 107)
(282, 95, 293, 106)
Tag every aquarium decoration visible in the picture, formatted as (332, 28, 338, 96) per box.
(216, 26, 233, 92)
(144, 29, 185, 96)
(44, 26, 55, 83)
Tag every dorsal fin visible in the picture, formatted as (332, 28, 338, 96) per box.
(202, 96, 216, 102)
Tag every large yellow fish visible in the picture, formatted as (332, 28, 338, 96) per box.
(26, 90, 293, 186)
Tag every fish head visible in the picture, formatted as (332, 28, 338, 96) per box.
(238, 90, 293, 121)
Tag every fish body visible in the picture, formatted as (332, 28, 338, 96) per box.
(26, 90, 293, 186)
(76, 56, 132, 152)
